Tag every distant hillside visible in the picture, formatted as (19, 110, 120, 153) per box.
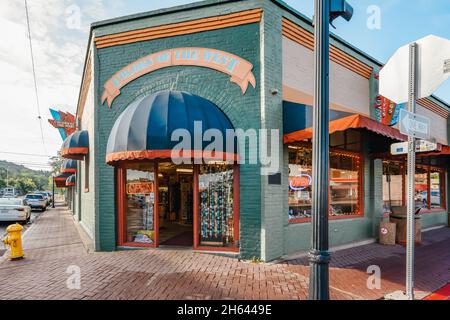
(0, 160, 51, 194)
(0, 160, 49, 176)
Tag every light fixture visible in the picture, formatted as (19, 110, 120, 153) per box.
(176, 168, 193, 174)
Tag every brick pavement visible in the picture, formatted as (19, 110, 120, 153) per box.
(0, 204, 449, 300)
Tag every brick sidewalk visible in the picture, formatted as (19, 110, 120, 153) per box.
(0, 204, 449, 300)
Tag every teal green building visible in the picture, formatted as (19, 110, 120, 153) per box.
(61, 0, 450, 262)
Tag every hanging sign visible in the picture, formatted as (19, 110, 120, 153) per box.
(126, 182, 154, 195)
(48, 109, 76, 141)
(374, 95, 406, 126)
(101, 47, 257, 107)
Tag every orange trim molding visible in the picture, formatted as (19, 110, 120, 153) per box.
(417, 98, 450, 118)
(61, 168, 77, 174)
(282, 17, 373, 79)
(95, 9, 263, 49)
(106, 150, 239, 164)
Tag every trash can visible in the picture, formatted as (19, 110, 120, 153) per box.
(390, 206, 422, 246)
(379, 221, 396, 245)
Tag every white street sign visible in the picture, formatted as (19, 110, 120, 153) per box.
(391, 142, 408, 155)
(399, 109, 430, 139)
(391, 140, 438, 155)
(380, 35, 450, 104)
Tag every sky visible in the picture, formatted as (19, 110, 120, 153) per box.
(1, 0, 450, 171)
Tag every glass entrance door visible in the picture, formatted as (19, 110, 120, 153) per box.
(157, 162, 194, 247)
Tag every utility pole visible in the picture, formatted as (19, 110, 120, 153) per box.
(1, 168, 8, 187)
(309, 0, 353, 300)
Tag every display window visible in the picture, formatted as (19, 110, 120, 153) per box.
(382, 160, 446, 212)
(288, 142, 364, 223)
(383, 161, 405, 211)
(430, 169, 445, 209)
(198, 164, 236, 248)
(118, 163, 157, 247)
(116, 161, 239, 252)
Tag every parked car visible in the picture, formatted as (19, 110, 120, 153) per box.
(0, 198, 31, 223)
(415, 190, 441, 207)
(35, 191, 51, 206)
(44, 191, 53, 205)
(25, 194, 47, 212)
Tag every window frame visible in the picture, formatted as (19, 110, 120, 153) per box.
(383, 160, 447, 213)
(115, 160, 240, 252)
(288, 144, 365, 224)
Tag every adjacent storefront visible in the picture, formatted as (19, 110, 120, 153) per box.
(61, 0, 450, 261)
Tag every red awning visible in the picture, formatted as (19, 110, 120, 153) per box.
(283, 114, 407, 144)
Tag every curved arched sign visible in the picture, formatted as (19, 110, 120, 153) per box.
(101, 47, 257, 108)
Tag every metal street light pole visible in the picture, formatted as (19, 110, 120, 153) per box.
(309, 0, 331, 300)
(309, 0, 353, 300)
(52, 175, 56, 209)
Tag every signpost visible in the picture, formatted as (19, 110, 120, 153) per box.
(380, 35, 450, 300)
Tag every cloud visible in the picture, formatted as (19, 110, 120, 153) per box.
(0, 0, 124, 167)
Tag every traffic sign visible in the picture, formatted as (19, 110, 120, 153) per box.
(380, 35, 450, 104)
(390, 140, 438, 155)
(399, 109, 430, 139)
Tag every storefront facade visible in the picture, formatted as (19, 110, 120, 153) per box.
(63, 0, 450, 261)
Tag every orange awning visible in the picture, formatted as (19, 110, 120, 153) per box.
(284, 114, 407, 144)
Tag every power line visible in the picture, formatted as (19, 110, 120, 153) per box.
(0, 162, 52, 168)
(0, 151, 51, 158)
(24, 0, 48, 156)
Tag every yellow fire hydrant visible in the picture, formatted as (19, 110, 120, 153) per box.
(2, 224, 24, 260)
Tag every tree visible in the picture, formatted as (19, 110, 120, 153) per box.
(49, 153, 64, 175)
(10, 177, 36, 195)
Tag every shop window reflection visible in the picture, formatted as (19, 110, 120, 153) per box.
(125, 164, 155, 245)
(414, 166, 429, 209)
(198, 164, 235, 247)
(383, 161, 404, 212)
(430, 169, 443, 209)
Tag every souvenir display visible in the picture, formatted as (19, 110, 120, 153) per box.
(199, 165, 234, 246)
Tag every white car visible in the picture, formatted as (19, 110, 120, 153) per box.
(25, 194, 47, 212)
(0, 198, 31, 223)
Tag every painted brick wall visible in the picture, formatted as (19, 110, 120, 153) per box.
(259, 1, 285, 261)
(94, 23, 262, 258)
(79, 71, 96, 241)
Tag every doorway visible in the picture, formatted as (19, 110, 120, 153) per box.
(157, 162, 194, 247)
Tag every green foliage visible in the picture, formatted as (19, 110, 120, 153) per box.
(0, 160, 51, 194)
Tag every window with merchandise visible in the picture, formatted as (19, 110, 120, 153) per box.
(288, 130, 364, 223)
(116, 161, 240, 252)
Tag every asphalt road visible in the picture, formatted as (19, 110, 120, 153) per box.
(0, 207, 47, 256)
